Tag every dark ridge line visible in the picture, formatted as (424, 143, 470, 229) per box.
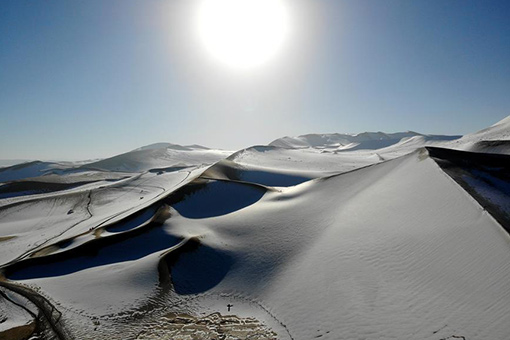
(473, 140, 510, 147)
(0, 184, 90, 211)
(202, 158, 313, 187)
(0, 172, 142, 211)
(85, 190, 93, 217)
(0, 207, 172, 279)
(0, 287, 41, 339)
(0, 287, 38, 319)
(0, 180, 96, 200)
(76, 166, 138, 174)
(426, 146, 510, 234)
(426, 146, 510, 165)
(1, 191, 94, 268)
(314, 146, 417, 183)
(199, 176, 276, 192)
(0, 280, 69, 340)
(148, 166, 190, 173)
(157, 237, 196, 286)
(0, 160, 44, 172)
(225, 145, 282, 161)
(1, 170, 192, 268)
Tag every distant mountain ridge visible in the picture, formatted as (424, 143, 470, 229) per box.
(1, 115, 508, 182)
(445, 115, 510, 154)
(83, 143, 232, 173)
(133, 143, 210, 152)
(0, 143, 231, 182)
(269, 131, 461, 150)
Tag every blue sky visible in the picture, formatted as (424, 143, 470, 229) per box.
(1, 0, 509, 160)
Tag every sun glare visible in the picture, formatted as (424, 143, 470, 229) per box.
(197, 0, 290, 69)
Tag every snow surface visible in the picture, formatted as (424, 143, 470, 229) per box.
(0, 116, 509, 339)
(444, 115, 510, 154)
(0, 288, 35, 332)
(269, 131, 461, 151)
(0, 161, 59, 183)
(83, 143, 232, 172)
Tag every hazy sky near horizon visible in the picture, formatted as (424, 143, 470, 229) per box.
(1, 0, 510, 160)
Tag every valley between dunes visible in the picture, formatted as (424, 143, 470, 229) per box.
(1, 117, 510, 340)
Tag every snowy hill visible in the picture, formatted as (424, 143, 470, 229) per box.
(0, 161, 62, 183)
(83, 143, 232, 173)
(1, 118, 510, 340)
(269, 131, 461, 150)
(133, 142, 210, 152)
(1, 147, 510, 339)
(446, 115, 510, 154)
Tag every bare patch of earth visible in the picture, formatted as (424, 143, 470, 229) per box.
(135, 312, 278, 340)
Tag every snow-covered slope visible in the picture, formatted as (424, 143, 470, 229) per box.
(133, 142, 211, 152)
(1, 119, 510, 339)
(225, 145, 381, 179)
(0, 161, 60, 183)
(446, 115, 510, 154)
(0, 160, 104, 183)
(0, 159, 31, 168)
(270, 131, 461, 151)
(466, 115, 510, 141)
(0, 143, 231, 187)
(221, 132, 461, 182)
(83, 143, 232, 173)
(1, 146, 509, 340)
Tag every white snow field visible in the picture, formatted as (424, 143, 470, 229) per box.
(0, 117, 509, 340)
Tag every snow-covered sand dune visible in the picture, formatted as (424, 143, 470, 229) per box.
(82, 143, 233, 173)
(1, 117, 510, 340)
(270, 131, 461, 151)
(0, 161, 63, 183)
(446, 116, 510, 154)
(427, 146, 510, 232)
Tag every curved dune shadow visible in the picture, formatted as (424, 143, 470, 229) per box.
(105, 206, 158, 233)
(0, 181, 93, 199)
(172, 181, 265, 219)
(203, 160, 311, 187)
(7, 227, 181, 280)
(164, 240, 234, 295)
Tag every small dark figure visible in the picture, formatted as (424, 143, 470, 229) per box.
(67, 209, 74, 215)
(227, 304, 233, 312)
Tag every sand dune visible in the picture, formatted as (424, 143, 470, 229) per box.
(1, 117, 509, 339)
(0, 161, 60, 183)
(446, 115, 510, 154)
(270, 131, 461, 151)
(83, 143, 232, 173)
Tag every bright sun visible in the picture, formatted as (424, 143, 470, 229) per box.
(197, 0, 290, 69)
